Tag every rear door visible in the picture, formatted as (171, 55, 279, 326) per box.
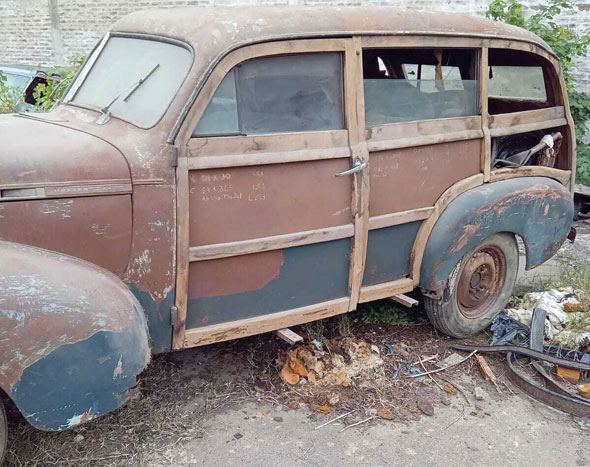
(173, 39, 368, 348)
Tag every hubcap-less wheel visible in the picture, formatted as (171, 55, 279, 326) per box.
(457, 245, 507, 319)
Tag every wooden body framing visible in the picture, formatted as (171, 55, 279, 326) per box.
(171, 32, 575, 349)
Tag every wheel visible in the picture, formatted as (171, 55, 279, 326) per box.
(0, 400, 6, 465)
(424, 233, 518, 338)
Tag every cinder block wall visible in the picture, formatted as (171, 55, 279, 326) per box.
(1, 0, 589, 91)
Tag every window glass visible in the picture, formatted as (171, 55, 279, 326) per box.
(363, 49, 479, 126)
(193, 53, 344, 137)
(70, 37, 192, 129)
(488, 66, 547, 102)
(2, 72, 30, 90)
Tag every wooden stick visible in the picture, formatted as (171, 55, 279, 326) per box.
(390, 294, 419, 308)
(314, 411, 353, 430)
(339, 416, 376, 432)
(407, 351, 477, 378)
(418, 355, 444, 390)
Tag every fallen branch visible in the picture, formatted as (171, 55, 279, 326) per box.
(418, 355, 444, 390)
(407, 351, 477, 378)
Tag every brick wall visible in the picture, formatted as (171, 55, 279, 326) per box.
(1, 0, 589, 90)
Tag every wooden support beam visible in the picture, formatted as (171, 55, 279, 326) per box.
(389, 294, 419, 308)
(275, 328, 304, 345)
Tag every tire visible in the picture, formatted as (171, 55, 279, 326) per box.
(424, 233, 518, 338)
(0, 400, 6, 465)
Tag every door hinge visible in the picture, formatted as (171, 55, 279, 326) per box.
(170, 306, 179, 327)
(169, 145, 179, 168)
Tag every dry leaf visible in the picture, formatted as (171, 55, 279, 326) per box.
(378, 409, 394, 420)
(280, 360, 300, 385)
(564, 302, 583, 312)
(288, 401, 301, 410)
(307, 371, 317, 384)
(236, 376, 244, 383)
(443, 385, 457, 395)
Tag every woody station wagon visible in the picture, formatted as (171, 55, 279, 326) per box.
(0, 6, 575, 455)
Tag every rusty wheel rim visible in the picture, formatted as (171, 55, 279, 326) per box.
(457, 245, 507, 319)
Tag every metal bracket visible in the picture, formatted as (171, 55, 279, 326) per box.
(169, 145, 179, 168)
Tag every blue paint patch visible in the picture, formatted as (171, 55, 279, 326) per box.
(130, 285, 174, 354)
(11, 306, 149, 431)
(186, 239, 351, 328)
(363, 221, 423, 286)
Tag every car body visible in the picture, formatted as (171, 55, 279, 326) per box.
(0, 6, 575, 448)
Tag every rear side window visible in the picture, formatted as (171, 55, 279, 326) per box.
(193, 53, 344, 137)
(363, 49, 479, 126)
(488, 49, 554, 115)
(489, 66, 547, 102)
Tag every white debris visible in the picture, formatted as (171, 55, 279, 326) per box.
(506, 287, 582, 339)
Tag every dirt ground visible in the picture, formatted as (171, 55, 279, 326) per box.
(5, 219, 590, 467)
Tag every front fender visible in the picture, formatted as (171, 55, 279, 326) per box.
(419, 177, 573, 293)
(0, 241, 150, 430)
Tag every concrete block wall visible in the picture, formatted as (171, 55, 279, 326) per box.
(0, 0, 589, 90)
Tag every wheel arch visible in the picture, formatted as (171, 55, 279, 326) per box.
(0, 241, 151, 431)
(416, 177, 573, 297)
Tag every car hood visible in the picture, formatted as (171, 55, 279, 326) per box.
(0, 114, 131, 198)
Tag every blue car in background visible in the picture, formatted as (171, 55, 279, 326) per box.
(0, 65, 62, 110)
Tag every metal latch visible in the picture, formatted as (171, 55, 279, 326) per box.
(170, 306, 179, 327)
(335, 157, 367, 177)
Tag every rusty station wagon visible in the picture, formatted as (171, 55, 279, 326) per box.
(0, 6, 575, 455)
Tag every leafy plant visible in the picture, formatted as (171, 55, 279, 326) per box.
(33, 55, 85, 112)
(0, 72, 24, 114)
(361, 303, 411, 326)
(487, 0, 590, 185)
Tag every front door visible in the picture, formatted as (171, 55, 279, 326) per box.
(173, 39, 367, 348)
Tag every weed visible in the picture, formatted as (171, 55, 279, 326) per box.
(361, 303, 411, 326)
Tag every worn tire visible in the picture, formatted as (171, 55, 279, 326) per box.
(0, 400, 6, 465)
(424, 233, 518, 338)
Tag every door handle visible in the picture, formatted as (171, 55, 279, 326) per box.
(335, 158, 367, 177)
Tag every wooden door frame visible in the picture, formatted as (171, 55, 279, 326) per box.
(172, 37, 369, 349)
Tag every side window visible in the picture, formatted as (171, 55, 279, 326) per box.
(193, 53, 344, 137)
(363, 49, 479, 126)
(488, 49, 554, 115)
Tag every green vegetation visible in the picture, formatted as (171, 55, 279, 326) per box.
(361, 302, 411, 326)
(0, 72, 23, 113)
(487, 0, 590, 185)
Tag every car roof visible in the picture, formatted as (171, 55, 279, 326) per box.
(0, 65, 36, 77)
(112, 7, 554, 68)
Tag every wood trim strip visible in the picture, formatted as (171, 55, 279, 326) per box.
(490, 167, 572, 185)
(358, 278, 414, 303)
(367, 129, 484, 152)
(187, 146, 351, 170)
(183, 297, 350, 347)
(489, 107, 565, 129)
(172, 154, 190, 350)
(410, 173, 485, 283)
(189, 224, 355, 262)
(368, 207, 434, 230)
(480, 47, 491, 182)
(346, 36, 371, 312)
(188, 129, 350, 157)
(489, 118, 568, 138)
(367, 116, 482, 141)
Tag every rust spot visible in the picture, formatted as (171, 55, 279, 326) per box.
(478, 185, 565, 215)
(450, 223, 481, 254)
(430, 259, 444, 290)
(189, 250, 285, 299)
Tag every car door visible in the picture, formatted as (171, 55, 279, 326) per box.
(172, 39, 369, 349)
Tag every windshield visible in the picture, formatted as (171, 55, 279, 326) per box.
(68, 36, 192, 128)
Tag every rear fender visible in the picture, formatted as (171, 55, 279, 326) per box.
(419, 177, 573, 295)
(0, 241, 150, 431)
